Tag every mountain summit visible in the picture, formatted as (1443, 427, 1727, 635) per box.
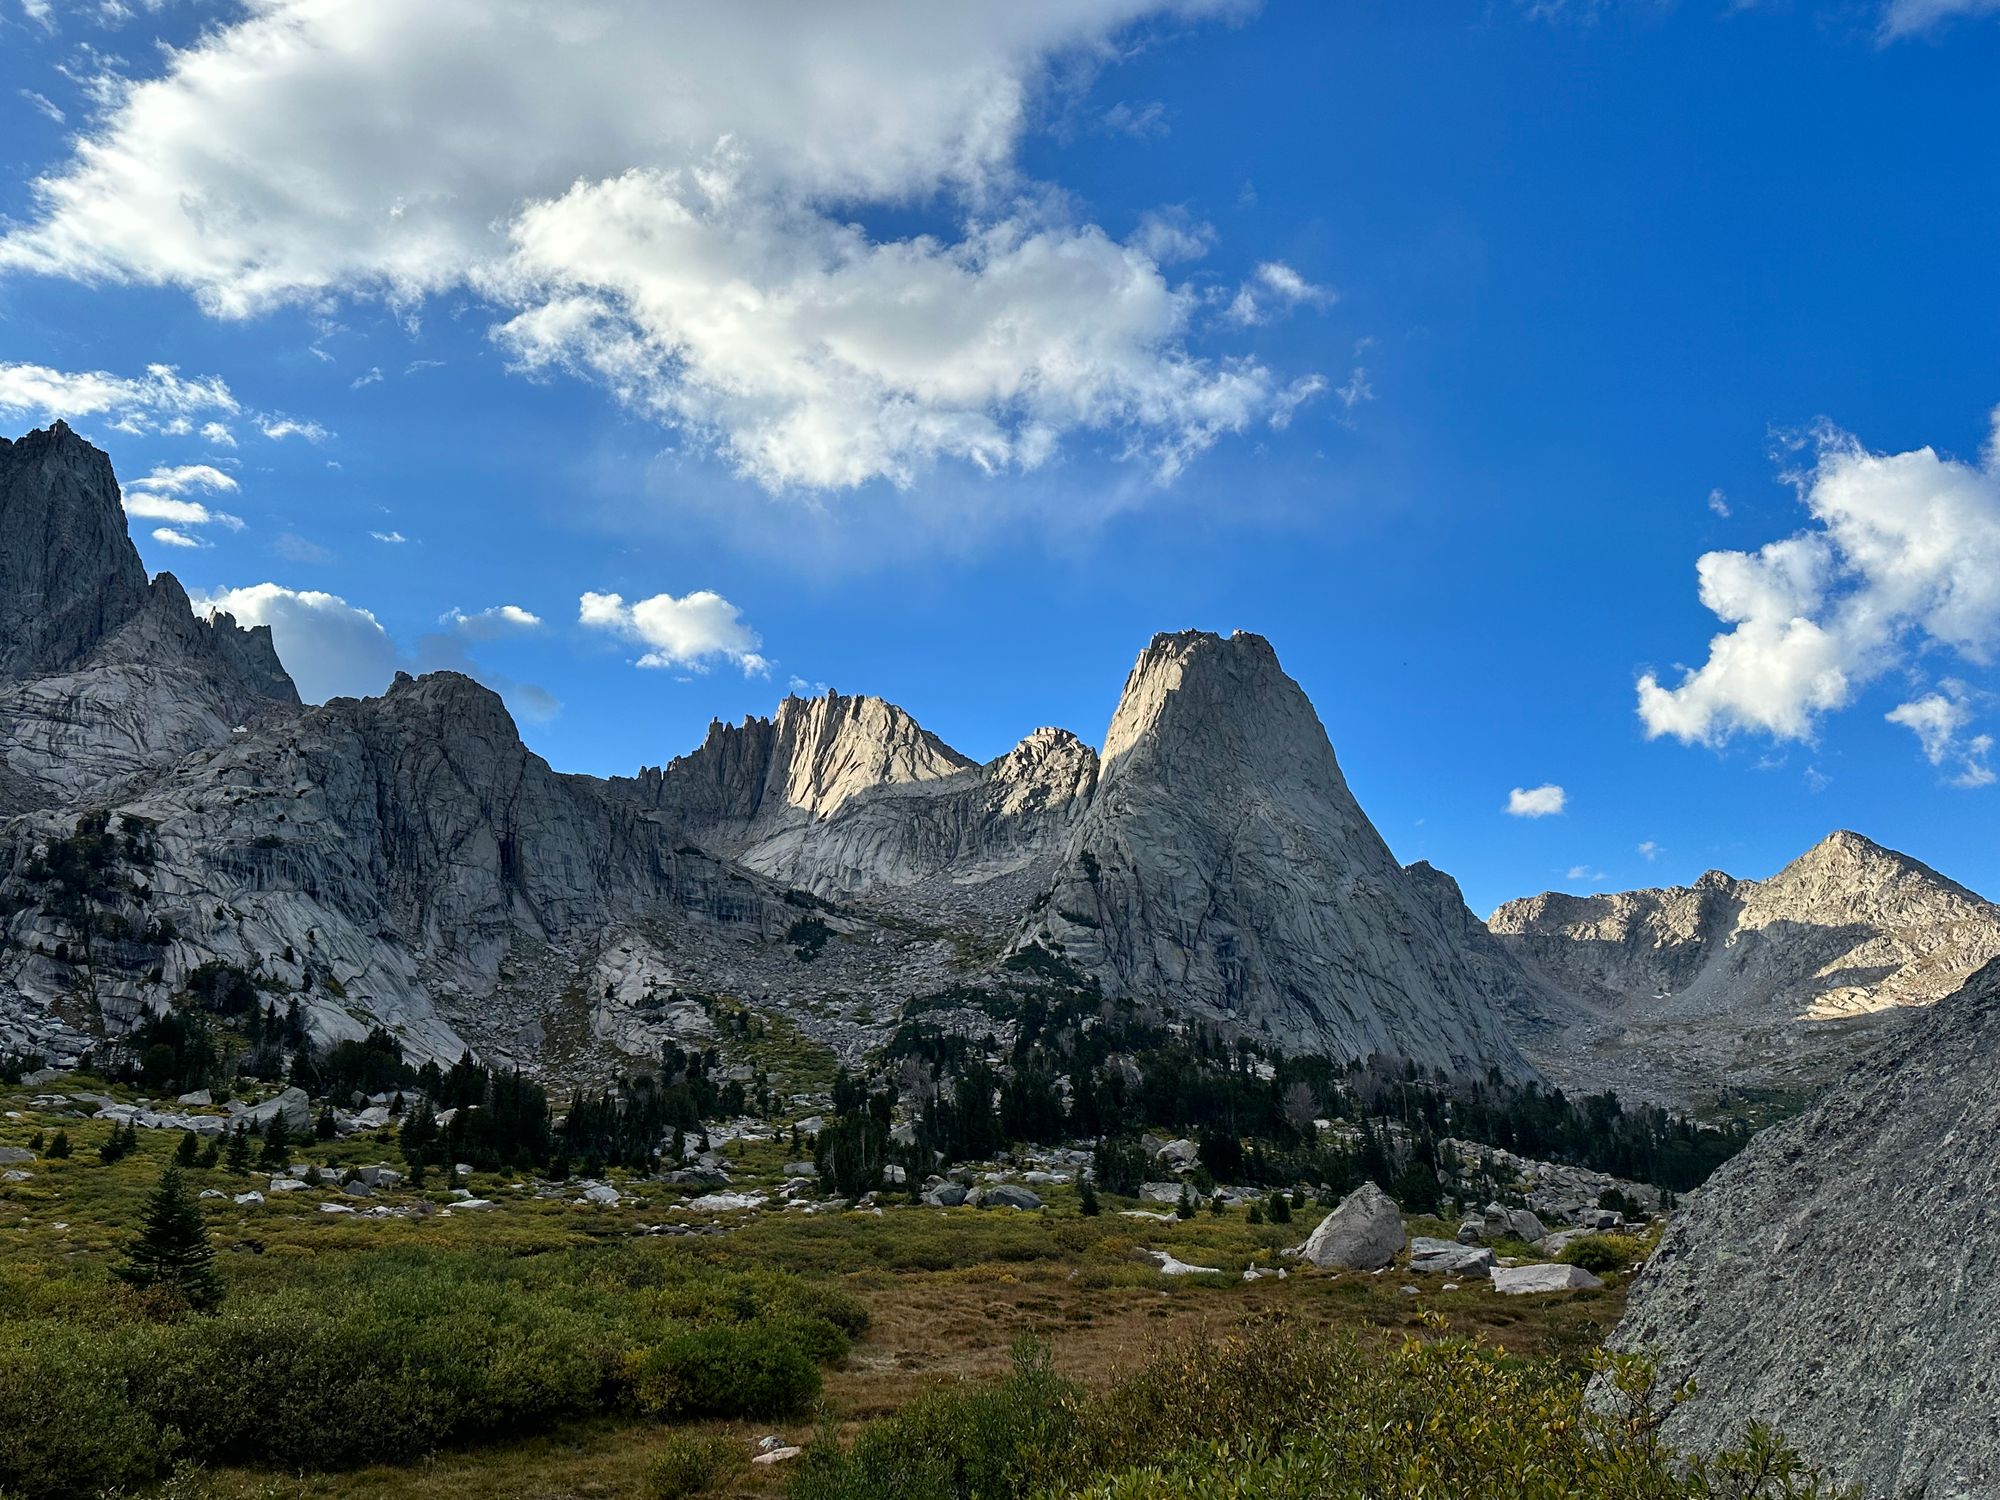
(1024, 631, 1535, 1078)
(0, 424, 296, 815)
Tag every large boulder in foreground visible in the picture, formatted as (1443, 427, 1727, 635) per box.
(1299, 1182, 1404, 1269)
(1606, 956, 2000, 1500)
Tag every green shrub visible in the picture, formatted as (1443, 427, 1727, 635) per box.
(645, 1432, 742, 1499)
(634, 1321, 821, 1421)
(0, 1323, 166, 1500)
(1561, 1233, 1645, 1275)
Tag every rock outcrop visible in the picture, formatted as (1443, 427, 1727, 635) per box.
(1023, 631, 1534, 1078)
(0, 423, 298, 812)
(1606, 956, 2000, 1498)
(615, 705, 1098, 905)
(1489, 831, 2000, 1102)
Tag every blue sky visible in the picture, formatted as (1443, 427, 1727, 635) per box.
(3, 0, 1999, 915)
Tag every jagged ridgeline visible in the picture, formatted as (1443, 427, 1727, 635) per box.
(4, 420, 1997, 1110)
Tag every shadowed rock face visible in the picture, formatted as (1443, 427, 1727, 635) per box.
(1488, 831, 2000, 1102)
(0, 423, 299, 812)
(1606, 957, 2000, 1499)
(1021, 630, 1534, 1080)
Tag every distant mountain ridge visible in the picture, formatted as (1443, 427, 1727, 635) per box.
(0, 420, 1989, 1103)
(1488, 830, 2000, 1102)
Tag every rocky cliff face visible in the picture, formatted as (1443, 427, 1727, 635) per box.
(612, 698, 1098, 909)
(1022, 631, 1533, 1079)
(1489, 831, 2000, 1102)
(0, 424, 298, 813)
(1606, 956, 2000, 1499)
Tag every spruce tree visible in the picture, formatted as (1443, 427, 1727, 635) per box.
(174, 1130, 200, 1167)
(1175, 1183, 1195, 1220)
(224, 1123, 252, 1174)
(315, 1104, 338, 1141)
(47, 1128, 71, 1159)
(115, 1163, 223, 1312)
(1078, 1178, 1101, 1217)
(259, 1114, 290, 1168)
(1266, 1189, 1292, 1225)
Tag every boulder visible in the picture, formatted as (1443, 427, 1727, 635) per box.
(232, 1191, 264, 1206)
(922, 1183, 967, 1207)
(238, 1087, 311, 1135)
(1409, 1236, 1496, 1276)
(1154, 1137, 1200, 1168)
(1147, 1249, 1221, 1276)
(175, 1090, 212, 1107)
(1491, 1263, 1604, 1295)
(981, 1184, 1043, 1211)
(580, 1183, 621, 1206)
(782, 1161, 817, 1178)
(1539, 1227, 1598, 1257)
(1298, 1183, 1404, 1270)
(0, 1146, 33, 1165)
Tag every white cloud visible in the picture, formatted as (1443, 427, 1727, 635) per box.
(0, 0, 1308, 495)
(350, 366, 383, 389)
(580, 588, 766, 675)
(1506, 784, 1567, 818)
(370, 530, 407, 544)
(1886, 683, 1995, 788)
(127, 462, 238, 496)
(1335, 367, 1374, 409)
(200, 421, 236, 446)
(1565, 864, 1605, 883)
(1223, 260, 1335, 327)
(1100, 100, 1168, 138)
(442, 603, 542, 639)
(259, 416, 330, 443)
(1879, 0, 2000, 37)
(192, 583, 398, 702)
(0, 359, 237, 433)
(21, 90, 65, 124)
(1130, 208, 1214, 265)
(1637, 839, 1660, 860)
(1639, 410, 2000, 749)
(1707, 487, 1730, 517)
(124, 463, 244, 532)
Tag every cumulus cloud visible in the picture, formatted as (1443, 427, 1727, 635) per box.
(0, 0, 1312, 494)
(0, 359, 237, 433)
(193, 582, 558, 718)
(441, 603, 542, 639)
(200, 421, 236, 446)
(123, 463, 245, 532)
(193, 583, 398, 701)
(1638, 411, 2000, 754)
(1506, 784, 1567, 818)
(1886, 683, 1995, 787)
(580, 588, 767, 675)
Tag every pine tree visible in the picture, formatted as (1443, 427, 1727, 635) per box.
(27, 1130, 44, 1154)
(224, 1123, 252, 1175)
(196, 1136, 220, 1169)
(114, 1164, 223, 1312)
(1078, 1178, 1101, 1217)
(174, 1130, 200, 1167)
(315, 1104, 338, 1141)
(1266, 1189, 1292, 1225)
(259, 1114, 290, 1168)
(1175, 1183, 1195, 1220)
(47, 1128, 71, 1159)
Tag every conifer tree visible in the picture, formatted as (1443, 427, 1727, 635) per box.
(1078, 1178, 1101, 1217)
(114, 1163, 223, 1312)
(47, 1128, 71, 1158)
(1175, 1183, 1196, 1220)
(174, 1130, 200, 1167)
(259, 1114, 290, 1168)
(224, 1123, 252, 1174)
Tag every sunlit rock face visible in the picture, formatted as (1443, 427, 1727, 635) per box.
(1019, 630, 1536, 1080)
(1606, 955, 2000, 1499)
(1489, 830, 2000, 1103)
